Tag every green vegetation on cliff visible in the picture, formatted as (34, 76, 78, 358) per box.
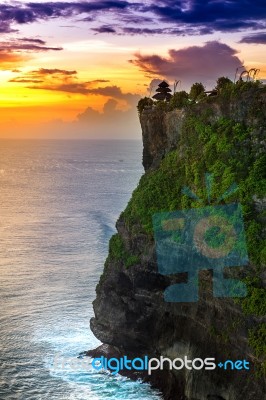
(138, 78, 265, 114)
(125, 82, 266, 372)
(248, 323, 266, 377)
(107, 233, 140, 268)
(107, 82, 266, 376)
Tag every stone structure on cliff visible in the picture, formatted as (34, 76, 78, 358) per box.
(89, 82, 266, 400)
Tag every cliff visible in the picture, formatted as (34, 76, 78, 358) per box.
(90, 82, 266, 400)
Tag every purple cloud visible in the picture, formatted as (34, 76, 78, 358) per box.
(0, 0, 265, 36)
(31, 68, 77, 76)
(29, 82, 140, 104)
(0, 1, 130, 24)
(142, 0, 266, 31)
(9, 78, 44, 83)
(0, 20, 17, 33)
(0, 38, 62, 52)
(9, 68, 77, 84)
(239, 32, 266, 44)
(0, 38, 62, 68)
(18, 37, 47, 45)
(130, 41, 242, 89)
(92, 25, 117, 33)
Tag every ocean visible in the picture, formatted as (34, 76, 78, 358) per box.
(0, 140, 162, 400)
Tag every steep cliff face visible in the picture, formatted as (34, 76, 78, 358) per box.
(141, 108, 186, 171)
(90, 83, 266, 400)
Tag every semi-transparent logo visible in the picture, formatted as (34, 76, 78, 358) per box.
(152, 174, 249, 302)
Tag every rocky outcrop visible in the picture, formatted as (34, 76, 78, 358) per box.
(90, 84, 266, 400)
(141, 86, 266, 171)
(141, 108, 185, 170)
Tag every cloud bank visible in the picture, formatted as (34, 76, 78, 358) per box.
(0, 38, 62, 68)
(18, 98, 142, 139)
(72, 98, 141, 139)
(130, 41, 242, 89)
(0, 1, 265, 36)
(10, 68, 139, 106)
(240, 32, 266, 44)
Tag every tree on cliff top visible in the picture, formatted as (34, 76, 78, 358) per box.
(215, 76, 233, 92)
(189, 82, 205, 102)
(169, 91, 189, 110)
(137, 97, 154, 115)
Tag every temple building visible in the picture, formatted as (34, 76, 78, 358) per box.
(152, 81, 172, 102)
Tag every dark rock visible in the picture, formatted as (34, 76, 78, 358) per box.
(90, 87, 266, 400)
(85, 344, 121, 359)
(207, 396, 225, 400)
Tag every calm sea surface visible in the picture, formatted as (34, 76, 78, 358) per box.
(0, 140, 162, 400)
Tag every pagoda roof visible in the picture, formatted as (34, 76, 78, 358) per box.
(152, 92, 172, 101)
(156, 87, 172, 93)
(152, 93, 165, 100)
(158, 80, 170, 88)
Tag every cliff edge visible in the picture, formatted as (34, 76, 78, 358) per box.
(90, 82, 266, 400)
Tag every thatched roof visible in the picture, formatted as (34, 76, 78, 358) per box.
(153, 93, 163, 101)
(156, 87, 172, 93)
(152, 80, 172, 101)
(152, 92, 172, 101)
(158, 81, 169, 88)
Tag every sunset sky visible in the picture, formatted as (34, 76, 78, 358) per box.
(0, 0, 265, 139)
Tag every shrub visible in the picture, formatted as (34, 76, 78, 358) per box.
(215, 76, 233, 92)
(107, 233, 140, 268)
(248, 324, 266, 358)
(137, 97, 154, 115)
(169, 91, 189, 110)
(189, 82, 205, 102)
(154, 100, 170, 113)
